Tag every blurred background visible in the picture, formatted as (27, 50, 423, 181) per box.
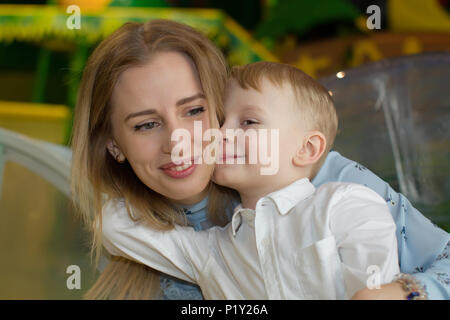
(0, 0, 449, 299)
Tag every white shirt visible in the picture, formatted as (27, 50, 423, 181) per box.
(102, 178, 400, 299)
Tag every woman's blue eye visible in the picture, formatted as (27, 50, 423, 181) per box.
(134, 122, 159, 131)
(187, 106, 205, 117)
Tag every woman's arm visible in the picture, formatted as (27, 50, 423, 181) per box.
(411, 242, 450, 299)
(352, 241, 449, 299)
(101, 198, 210, 284)
(328, 183, 400, 298)
(313, 151, 450, 299)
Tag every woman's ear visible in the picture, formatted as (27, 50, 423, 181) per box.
(106, 139, 126, 163)
(292, 131, 327, 167)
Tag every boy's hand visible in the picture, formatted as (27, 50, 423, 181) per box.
(351, 282, 406, 300)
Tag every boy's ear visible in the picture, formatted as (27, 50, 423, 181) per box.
(292, 131, 327, 168)
(106, 138, 126, 163)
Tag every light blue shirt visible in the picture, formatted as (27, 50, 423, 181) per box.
(161, 151, 450, 300)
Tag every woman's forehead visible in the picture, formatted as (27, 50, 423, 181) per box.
(112, 52, 203, 106)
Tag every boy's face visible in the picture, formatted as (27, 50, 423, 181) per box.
(213, 78, 307, 195)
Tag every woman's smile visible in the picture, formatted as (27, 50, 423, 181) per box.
(160, 156, 198, 178)
(160, 162, 197, 179)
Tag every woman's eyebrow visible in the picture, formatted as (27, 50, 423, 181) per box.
(125, 109, 157, 123)
(124, 93, 206, 123)
(176, 93, 206, 106)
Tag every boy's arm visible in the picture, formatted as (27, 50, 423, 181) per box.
(101, 199, 209, 284)
(313, 150, 450, 299)
(329, 183, 400, 299)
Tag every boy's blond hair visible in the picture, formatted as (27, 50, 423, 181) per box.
(230, 61, 338, 174)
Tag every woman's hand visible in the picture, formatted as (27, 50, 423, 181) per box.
(351, 282, 406, 300)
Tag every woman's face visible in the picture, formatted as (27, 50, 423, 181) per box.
(107, 51, 214, 204)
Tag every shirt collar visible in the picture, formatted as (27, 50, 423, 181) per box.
(231, 178, 315, 236)
(179, 196, 208, 215)
(231, 204, 244, 237)
(264, 177, 315, 215)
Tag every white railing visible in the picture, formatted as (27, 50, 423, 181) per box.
(0, 127, 72, 198)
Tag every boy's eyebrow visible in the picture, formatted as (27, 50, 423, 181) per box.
(125, 93, 206, 122)
(240, 104, 267, 115)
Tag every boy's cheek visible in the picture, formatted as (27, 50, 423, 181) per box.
(212, 162, 250, 185)
(211, 165, 235, 187)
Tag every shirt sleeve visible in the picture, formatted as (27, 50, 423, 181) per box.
(412, 241, 450, 299)
(313, 150, 450, 299)
(329, 183, 401, 298)
(101, 199, 210, 284)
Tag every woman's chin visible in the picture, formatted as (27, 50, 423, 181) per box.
(159, 171, 211, 205)
(165, 189, 208, 205)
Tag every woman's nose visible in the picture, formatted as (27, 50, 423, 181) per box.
(161, 120, 183, 154)
(162, 119, 194, 159)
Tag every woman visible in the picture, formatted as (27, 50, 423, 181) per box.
(70, 19, 449, 300)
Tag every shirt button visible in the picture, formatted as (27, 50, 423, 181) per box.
(260, 200, 269, 207)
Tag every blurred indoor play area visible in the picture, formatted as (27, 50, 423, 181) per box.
(0, 0, 449, 299)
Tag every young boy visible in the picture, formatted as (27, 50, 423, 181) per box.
(102, 62, 400, 299)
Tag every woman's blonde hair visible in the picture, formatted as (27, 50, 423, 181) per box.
(69, 19, 238, 299)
